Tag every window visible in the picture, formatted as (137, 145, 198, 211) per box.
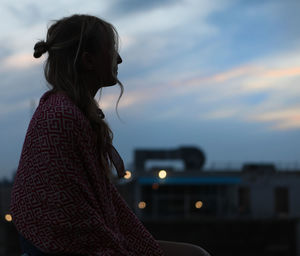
(238, 187, 251, 214)
(274, 187, 289, 215)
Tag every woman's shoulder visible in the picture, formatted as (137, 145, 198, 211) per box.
(33, 90, 90, 131)
(38, 90, 83, 117)
(39, 90, 76, 110)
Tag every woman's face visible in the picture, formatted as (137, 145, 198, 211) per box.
(94, 47, 122, 88)
(82, 25, 123, 94)
(111, 51, 122, 85)
(81, 49, 122, 96)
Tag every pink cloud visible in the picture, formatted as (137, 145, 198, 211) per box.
(262, 67, 300, 78)
(0, 52, 43, 70)
(248, 107, 300, 131)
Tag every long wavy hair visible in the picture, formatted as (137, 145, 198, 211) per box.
(33, 14, 123, 178)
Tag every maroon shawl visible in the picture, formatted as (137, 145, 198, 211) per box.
(10, 91, 165, 256)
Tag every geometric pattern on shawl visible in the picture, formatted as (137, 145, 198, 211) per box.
(10, 91, 165, 256)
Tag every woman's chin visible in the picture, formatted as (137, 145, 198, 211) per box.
(102, 79, 118, 88)
(108, 76, 119, 85)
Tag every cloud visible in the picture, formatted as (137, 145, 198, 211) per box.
(111, 0, 177, 17)
(0, 0, 114, 56)
(248, 107, 300, 131)
(194, 52, 300, 130)
(106, 47, 300, 131)
(114, 0, 223, 35)
(0, 52, 44, 70)
(99, 86, 163, 111)
(0, 99, 32, 118)
(263, 67, 300, 79)
(1, 0, 300, 133)
(200, 108, 240, 120)
(2, 0, 113, 27)
(113, 0, 229, 71)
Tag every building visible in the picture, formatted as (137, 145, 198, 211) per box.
(115, 146, 300, 256)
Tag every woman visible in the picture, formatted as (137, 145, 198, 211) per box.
(10, 14, 211, 256)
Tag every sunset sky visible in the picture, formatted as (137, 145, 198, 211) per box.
(0, 0, 300, 179)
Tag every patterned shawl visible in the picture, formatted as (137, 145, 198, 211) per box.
(10, 91, 165, 256)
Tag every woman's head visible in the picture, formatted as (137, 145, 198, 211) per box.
(34, 14, 124, 179)
(34, 14, 122, 95)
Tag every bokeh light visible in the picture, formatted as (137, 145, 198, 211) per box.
(138, 201, 146, 209)
(158, 170, 167, 179)
(5, 214, 12, 222)
(195, 201, 203, 209)
(124, 170, 132, 179)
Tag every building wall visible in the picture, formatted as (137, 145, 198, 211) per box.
(128, 170, 300, 220)
(250, 184, 274, 218)
(245, 174, 300, 218)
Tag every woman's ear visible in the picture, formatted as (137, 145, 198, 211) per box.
(81, 52, 95, 70)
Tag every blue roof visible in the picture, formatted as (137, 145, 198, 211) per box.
(138, 176, 241, 185)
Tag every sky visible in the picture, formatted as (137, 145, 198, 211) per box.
(0, 0, 300, 180)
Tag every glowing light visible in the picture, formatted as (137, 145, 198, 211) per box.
(124, 170, 132, 179)
(195, 201, 203, 209)
(138, 201, 146, 209)
(158, 170, 167, 179)
(5, 214, 12, 222)
(152, 183, 159, 190)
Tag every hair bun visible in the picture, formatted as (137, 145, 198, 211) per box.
(33, 41, 49, 58)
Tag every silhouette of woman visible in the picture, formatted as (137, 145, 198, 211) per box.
(10, 14, 211, 256)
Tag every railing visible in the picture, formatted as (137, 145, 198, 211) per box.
(204, 162, 300, 171)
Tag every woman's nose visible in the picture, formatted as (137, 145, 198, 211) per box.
(117, 54, 122, 64)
